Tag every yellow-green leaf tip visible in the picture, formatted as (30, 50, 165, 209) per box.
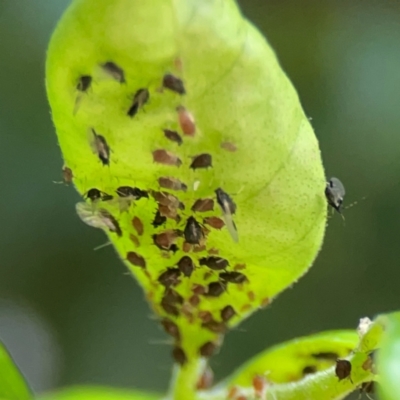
(46, 0, 327, 365)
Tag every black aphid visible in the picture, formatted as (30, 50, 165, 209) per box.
(219, 271, 247, 284)
(162, 73, 186, 95)
(177, 256, 194, 277)
(335, 359, 352, 381)
(158, 268, 181, 287)
(102, 61, 125, 83)
(163, 129, 183, 145)
(190, 153, 212, 170)
(152, 210, 167, 228)
(325, 177, 345, 213)
(77, 75, 92, 92)
(85, 188, 113, 202)
(127, 88, 149, 117)
(172, 346, 187, 365)
(90, 129, 110, 165)
(205, 282, 226, 297)
(116, 186, 148, 199)
(184, 216, 203, 245)
(199, 256, 229, 271)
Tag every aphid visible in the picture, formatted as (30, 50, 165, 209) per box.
(198, 311, 213, 323)
(177, 256, 195, 277)
(192, 284, 206, 295)
(132, 216, 144, 236)
(188, 295, 200, 306)
(152, 149, 182, 166)
(158, 268, 181, 287)
(199, 341, 218, 358)
(199, 256, 229, 271)
(84, 188, 112, 202)
(201, 319, 227, 334)
(172, 346, 187, 366)
(153, 230, 181, 251)
(158, 177, 187, 191)
(205, 282, 226, 297)
(75, 203, 122, 236)
(152, 191, 181, 208)
(129, 234, 140, 247)
(161, 299, 179, 317)
(151, 210, 167, 228)
(335, 359, 352, 382)
(162, 73, 186, 95)
(101, 61, 125, 83)
(215, 187, 238, 242)
(196, 366, 214, 390)
(62, 166, 73, 184)
(158, 205, 178, 220)
(203, 216, 225, 230)
(184, 216, 204, 245)
(163, 288, 184, 305)
(161, 319, 181, 341)
(312, 352, 339, 361)
(89, 129, 110, 166)
(177, 105, 196, 136)
(325, 177, 345, 213)
(116, 186, 148, 199)
(221, 141, 237, 152)
(127, 88, 149, 117)
(220, 305, 236, 322)
(190, 153, 212, 170)
(126, 251, 146, 268)
(219, 271, 247, 284)
(191, 198, 214, 212)
(163, 129, 183, 145)
(77, 75, 92, 92)
(253, 375, 268, 399)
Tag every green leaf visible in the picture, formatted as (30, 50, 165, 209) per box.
(46, 1, 327, 398)
(378, 312, 400, 400)
(38, 386, 160, 400)
(0, 339, 32, 400)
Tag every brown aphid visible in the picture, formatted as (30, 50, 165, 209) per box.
(161, 319, 181, 341)
(205, 282, 226, 297)
(177, 105, 196, 136)
(101, 61, 125, 82)
(219, 271, 247, 284)
(190, 153, 212, 170)
(202, 319, 227, 334)
(152, 149, 182, 166)
(200, 256, 229, 271)
(77, 75, 92, 92)
(158, 268, 181, 287)
(172, 346, 187, 366)
(161, 298, 179, 317)
(127, 88, 149, 117)
(221, 305, 236, 322)
(163, 288, 184, 305)
(162, 73, 186, 95)
(89, 129, 110, 166)
(152, 210, 167, 228)
(132, 216, 144, 236)
(312, 352, 339, 361)
(203, 216, 225, 230)
(184, 216, 204, 245)
(335, 359, 352, 381)
(152, 191, 181, 208)
(303, 366, 317, 375)
(191, 198, 214, 213)
(60, 166, 73, 184)
(129, 234, 140, 247)
(188, 295, 200, 307)
(163, 129, 183, 145)
(192, 284, 206, 295)
(253, 375, 268, 399)
(198, 311, 213, 323)
(158, 176, 187, 191)
(199, 341, 218, 358)
(177, 256, 195, 277)
(153, 230, 181, 250)
(196, 366, 214, 390)
(126, 251, 146, 268)
(221, 141, 237, 152)
(158, 204, 178, 220)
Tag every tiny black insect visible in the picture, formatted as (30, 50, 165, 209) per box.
(335, 359, 352, 382)
(102, 61, 125, 83)
(85, 188, 113, 202)
(127, 88, 149, 117)
(152, 210, 167, 228)
(116, 186, 148, 199)
(184, 216, 204, 245)
(215, 188, 238, 242)
(163, 129, 183, 145)
(77, 75, 92, 92)
(199, 256, 229, 271)
(89, 129, 110, 166)
(162, 74, 186, 95)
(325, 177, 345, 213)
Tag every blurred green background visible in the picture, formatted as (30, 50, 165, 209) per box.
(1, 0, 399, 398)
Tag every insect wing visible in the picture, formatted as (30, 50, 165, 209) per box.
(330, 177, 346, 197)
(220, 198, 238, 243)
(75, 202, 109, 230)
